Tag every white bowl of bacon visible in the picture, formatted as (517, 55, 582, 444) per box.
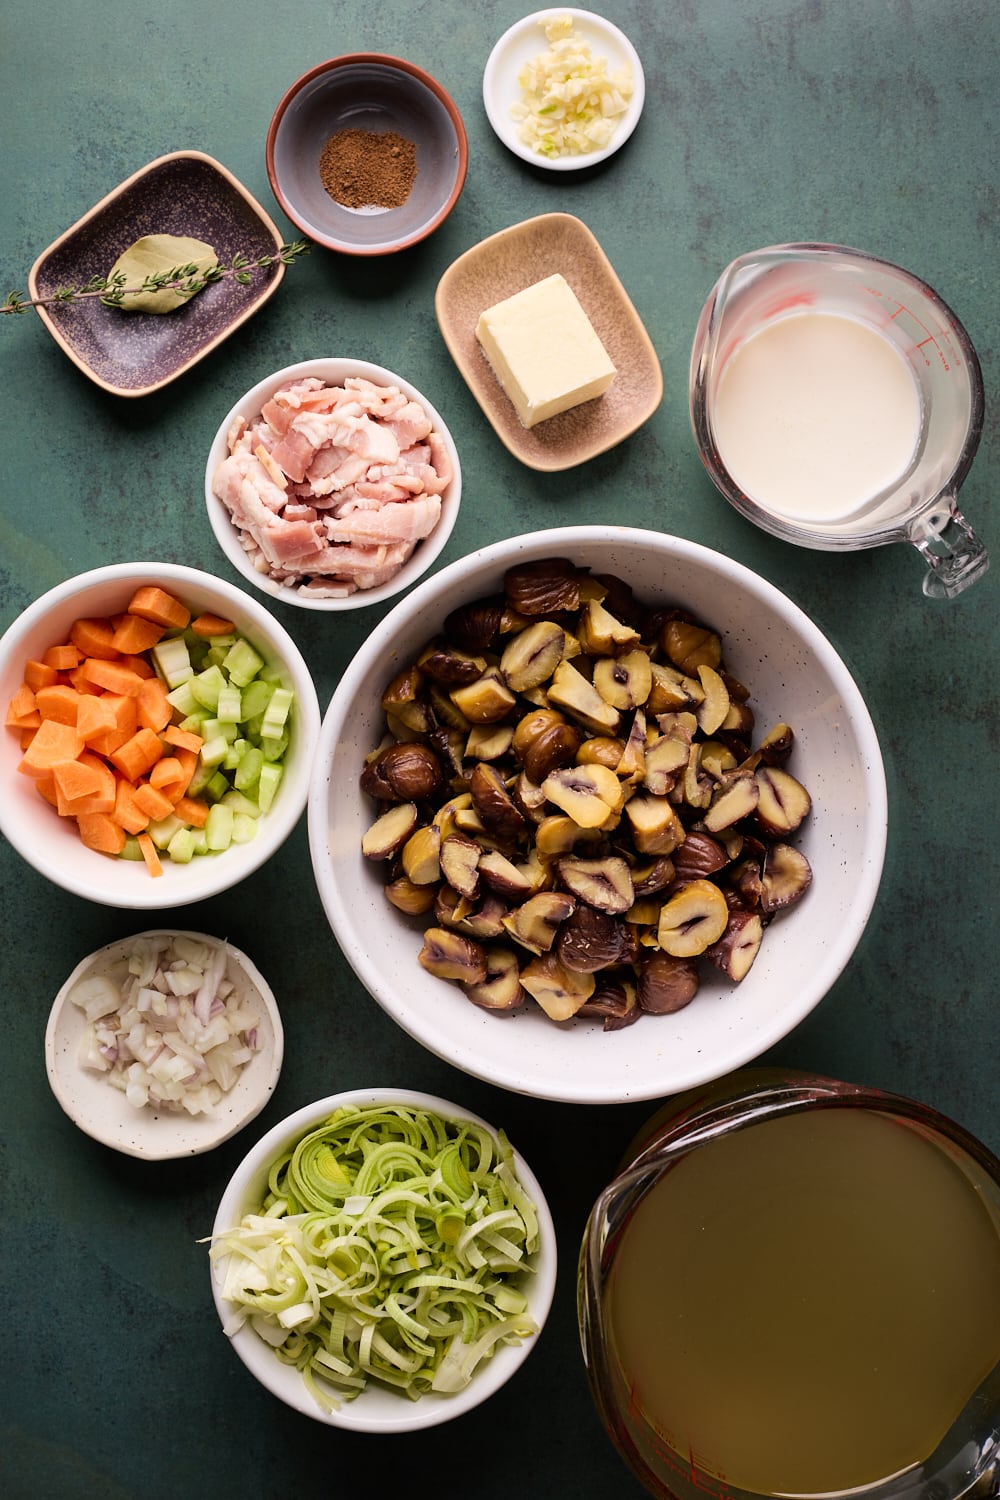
(204, 358, 462, 610)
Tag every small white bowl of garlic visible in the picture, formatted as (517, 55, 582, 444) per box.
(483, 9, 645, 171)
(45, 929, 283, 1159)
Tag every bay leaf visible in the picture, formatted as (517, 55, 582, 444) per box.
(106, 233, 218, 314)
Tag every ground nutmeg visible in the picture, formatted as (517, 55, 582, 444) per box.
(318, 128, 417, 209)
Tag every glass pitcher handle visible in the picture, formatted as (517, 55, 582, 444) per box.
(908, 494, 989, 599)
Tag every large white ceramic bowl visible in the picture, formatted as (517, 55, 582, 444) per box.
(210, 1087, 556, 1430)
(0, 562, 321, 908)
(307, 527, 888, 1104)
(204, 358, 462, 611)
(45, 929, 283, 1159)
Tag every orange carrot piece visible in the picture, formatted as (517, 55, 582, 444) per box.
(127, 586, 191, 631)
(69, 616, 120, 661)
(18, 718, 41, 740)
(136, 831, 163, 877)
(52, 756, 106, 806)
(58, 751, 116, 815)
(163, 724, 204, 753)
(77, 811, 127, 856)
(191, 612, 236, 638)
(24, 659, 59, 692)
(117, 652, 155, 680)
(136, 675, 172, 732)
(42, 643, 81, 671)
(108, 726, 165, 781)
(34, 683, 82, 725)
(76, 694, 118, 744)
(174, 794, 209, 828)
(35, 774, 59, 808)
(149, 755, 186, 792)
(132, 781, 176, 821)
(66, 663, 105, 696)
(79, 657, 145, 696)
(17, 718, 85, 777)
(5, 683, 39, 728)
(111, 613, 166, 655)
(113, 779, 150, 835)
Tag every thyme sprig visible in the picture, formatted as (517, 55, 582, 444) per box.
(2, 240, 311, 315)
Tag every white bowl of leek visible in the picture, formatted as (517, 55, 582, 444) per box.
(208, 1088, 557, 1429)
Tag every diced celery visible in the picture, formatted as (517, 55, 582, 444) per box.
(205, 770, 229, 801)
(166, 680, 200, 717)
(200, 718, 237, 744)
(153, 635, 194, 689)
(257, 762, 283, 814)
(167, 827, 196, 863)
(259, 662, 284, 685)
(216, 683, 243, 723)
(222, 639, 265, 687)
(259, 732, 288, 763)
(120, 836, 144, 862)
(199, 733, 231, 768)
(149, 814, 184, 850)
(204, 635, 238, 666)
(261, 686, 294, 739)
(185, 758, 215, 798)
(240, 679, 273, 721)
(179, 710, 210, 734)
(220, 788, 261, 819)
(223, 739, 248, 771)
(190, 828, 209, 856)
(234, 745, 264, 791)
(190, 663, 227, 710)
(206, 802, 235, 851)
(231, 812, 259, 845)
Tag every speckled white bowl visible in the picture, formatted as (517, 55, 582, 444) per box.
(0, 562, 321, 906)
(210, 1087, 556, 1429)
(46, 930, 283, 1159)
(308, 526, 888, 1105)
(204, 358, 462, 611)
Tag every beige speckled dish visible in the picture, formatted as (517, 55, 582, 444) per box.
(434, 213, 662, 471)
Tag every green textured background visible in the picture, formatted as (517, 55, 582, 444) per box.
(1, 2, 997, 1496)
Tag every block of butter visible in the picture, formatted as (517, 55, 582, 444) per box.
(475, 273, 617, 428)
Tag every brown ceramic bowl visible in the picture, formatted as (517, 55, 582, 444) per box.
(27, 151, 287, 398)
(266, 54, 468, 256)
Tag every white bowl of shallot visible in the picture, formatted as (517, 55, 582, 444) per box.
(45, 929, 283, 1159)
(204, 358, 462, 611)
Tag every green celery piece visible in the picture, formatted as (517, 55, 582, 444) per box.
(199, 733, 231, 768)
(231, 812, 259, 844)
(259, 732, 288, 763)
(240, 679, 273, 721)
(190, 663, 227, 710)
(261, 685, 294, 739)
(185, 758, 215, 798)
(166, 680, 200, 717)
(200, 717, 237, 744)
(205, 770, 229, 802)
(223, 738, 248, 771)
(234, 745, 264, 791)
(216, 683, 243, 723)
(167, 827, 196, 863)
(153, 635, 193, 689)
(222, 638, 265, 688)
(258, 662, 285, 685)
(257, 761, 283, 814)
(148, 813, 184, 850)
(205, 802, 235, 851)
(190, 828, 209, 856)
(221, 788, 261, 819)
(119, 836, 144, 862)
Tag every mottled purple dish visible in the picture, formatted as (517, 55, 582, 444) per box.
(27, 151, 287, 398)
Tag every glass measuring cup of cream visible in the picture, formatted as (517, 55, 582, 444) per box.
(689, 244, 988, 599)
(578, 1068, 1000, 1500)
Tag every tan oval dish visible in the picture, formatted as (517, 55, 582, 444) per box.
(435, 214, 662, 471)
(45, 930, 283, 1160)
(27, 151, 287, 398)
(266, 54, 468, 256)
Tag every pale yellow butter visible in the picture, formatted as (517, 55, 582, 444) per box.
(476, 273, 616, 428)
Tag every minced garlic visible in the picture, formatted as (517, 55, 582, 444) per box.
(510, 14, 634, 158)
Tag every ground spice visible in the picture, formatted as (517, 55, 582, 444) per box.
(318, 128, 418, 209)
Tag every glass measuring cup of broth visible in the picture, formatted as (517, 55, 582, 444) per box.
(578, 1069, 1000, 1500)
(689, 244, 989, 599)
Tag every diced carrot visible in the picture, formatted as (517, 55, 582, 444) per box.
(149, 755, 186, 793)
(104, 693, 139, 736)
(136, 831, 163, 877)
(111, 613, 165, 655)
(23, 660, 59, 692)
(20, 725, 39, 747)
(42, 643, 81, 671)
(5, 683, 39, 728)
(76, 694, 119, 744)
(113, 778, 150, 835)
(163, 724, 204, 753)
(77, 811, 127, 856)
(136, 675, 172, 732)
(69, 616, 120, 661)
(127, 586, 191, 631)
(67, 663, 106, 696)
(174, 794, 209, 828)
(132, 781, 176, 821)
(191, 612, 236, 638)
(79, 657, 145, 696)
(17, 718, 85, 777)
(55, 751, 116, 815)
(117, 652, 155, 680)
(51, 756, 106, 806)
(34, 683, 82, 725)
(108, 726, 165, 781)
(35, 774, 59, 808)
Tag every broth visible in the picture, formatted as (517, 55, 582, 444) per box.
(604, 1106, 1000, 1493)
